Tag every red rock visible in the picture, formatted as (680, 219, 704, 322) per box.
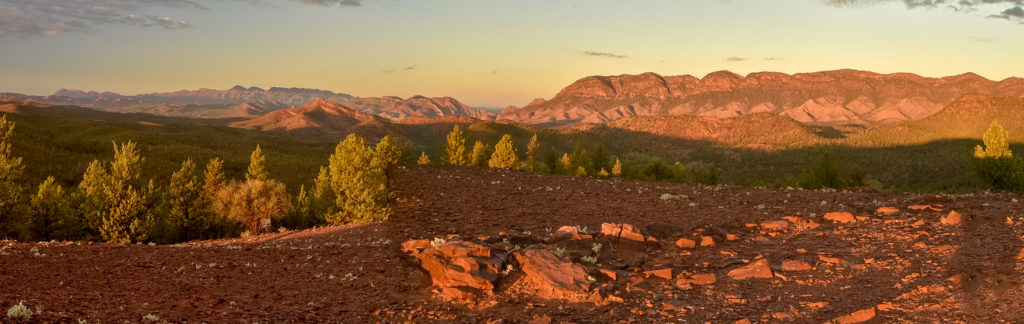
(726, 234, 740, 241)
(940, 211, 962, 225)
(403, 240, 506, 295)
(644, 268, 672, 280)
(700, 236, 716, 247)
(553, 225, 593, 241)
(599, 269, 618, 281)
(830, 307, 876, 324)
(727, 257, 772, 280)
(529, 315, 553, 324)
(734, 319, 752, 324)
(760, 220, 790, 231)
(675, 238, 696, 249)
(512, 248, 590, 298)
(876, 302, 894, 311)
(601, 223, 656, 243)
(876, 207, 899, 215)
(781, 260, 812, 271)
(824, 212, 856, 224)
(818, 255, 843, 264)
(908, 204, 931, 211)
(677, 273, 717, 285)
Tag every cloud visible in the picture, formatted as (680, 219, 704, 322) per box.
(0, 0, 199, 38)
(296, 0, 363, 6)
(763, 57, 783, 61)
(989, 5, 1024, 20)
(583, 51, 628, 59)
(826, 0, 1024, 22)
(382, 64, 416, 73)
(725, 57, 746, 62)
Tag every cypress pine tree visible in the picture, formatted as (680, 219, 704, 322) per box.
(526, 134, 540, 171)
(166, 159, 209, 241)
(417, 152, 431, 165)
(327, 134, 391, 224)
(0, 115, 23, 239)
(246, 145, 268, 181)
(611, 158, 623, 177)
(203, 158, 225, 202)
(27, 177, 70, 241)
(80, 141, 151, 243)
(470, 140, 490, 166)
(444, 126, 468, 165)
(489, 134, 519, 168)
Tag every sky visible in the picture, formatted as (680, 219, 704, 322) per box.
(0, 0, 1023, 108)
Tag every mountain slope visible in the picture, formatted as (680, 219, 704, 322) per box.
(340, 95, 494, 121)
(498, 70, 1024, 126)
(229, 98, 397, 139)
(849, 94, 1024, 146)
(601, 113, 823, 148)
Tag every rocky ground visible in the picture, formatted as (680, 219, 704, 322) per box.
(2, 165, 1024, 323)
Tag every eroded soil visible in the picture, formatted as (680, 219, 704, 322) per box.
(3, 165, 1024, 323)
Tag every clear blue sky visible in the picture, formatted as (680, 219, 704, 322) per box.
(1, 0, 1022, 107)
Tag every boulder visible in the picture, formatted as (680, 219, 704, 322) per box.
(700, 236, 716, 247)
(727, 257, 773, 280)
(677, 273, 717, 285)
(601, 223, 657, 243)
(824, 212, 856, 224)
(644, 268, 672, 280)
(940, 210, 962, 225)
(512, 248, 590, 298)
(402, 240, 506, 294)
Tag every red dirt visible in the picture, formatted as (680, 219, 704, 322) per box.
(3, 165, 1024, 322)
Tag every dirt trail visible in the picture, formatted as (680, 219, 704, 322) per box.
(2, 165, 1024, 323)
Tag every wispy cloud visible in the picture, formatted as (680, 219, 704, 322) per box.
(0, 0, 198, 38)
(382, 64, 416, 73)
(762, 57, 783, 61)
(826, 0, 1024, 23)
(725, 57, 746, 62)
(0, 0, 371, 38)
(295, 0, 363, 6)
(583, 51, 628, 59)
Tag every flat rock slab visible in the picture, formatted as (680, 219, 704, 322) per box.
(512, 248, 590, 298)
(727, 257, 773, 280)
(601, 223, 657, 243)
(402, 239, 506, 294)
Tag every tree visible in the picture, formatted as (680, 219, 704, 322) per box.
(540, 150, 559, 174)
(27, 177, 72, 241)
(0, 115, 23, 239)
(972, 121, 1023, 191)
(560, 153, 572, 174)
(525, 134, 540, 171)
(246, 145, 268, 181)
(975, 121, 1012, 159)
(797, 149, 841, 189)
(327, 134, 391, 224)
(470, 141, 490, 166)
(443, 126, 468, 165)
(489, 134, 519, 168)
(575, 166, 587, 177)
(203, 158, 225, 201)
(79, 141, 152, 243)
(591, 143, 609, 172)
(417, 152, 431, 165)
(611, 159, 623, 177)
(213, 179, 289, 235)
(165, 159, 211, 241)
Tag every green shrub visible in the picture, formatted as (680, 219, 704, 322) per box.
(212, 179, 289, 235)
(443, 126, 468, 166)
(972, 121, 1024, 191)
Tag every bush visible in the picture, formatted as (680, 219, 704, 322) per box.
(443, 126, 468, 165)
(972, 121, 1024, 191)
(326, 134, 394, 224)
(6, 301, 31, 321)
(27, 177, 74, 241)
(470, 141, 491, 166)
(213, 179, 289, 235)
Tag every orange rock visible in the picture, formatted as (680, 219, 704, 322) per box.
(727, 257, 773, 280)
(675, 238, 696, 249)
(876, 302, 894, 311)
(512, 248, 590, 298)
(940, 211, 962, 225)
(644, 268, 672, 280)
(830, 307, 876, 324)
(760, 220, 790, 231)
(824, 212, 856, 224)
(404, 240, 507, 295)
(734, 319, 752, 324)
(908, 204, 931, 211)
(553, 226, 593, 241)
(781, 260, 813, 271)
(876, 207, 899, 215)
(601, 223, 656, 243)
(726, 234, 740, 241)
(700, 236, 716, 247)
(677, 273, 717, 285)
(599, 269, 619, 281)
(818, 255, 843, 264)
(796, 248, 808, 253)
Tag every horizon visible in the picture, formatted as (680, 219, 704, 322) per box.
(2, 0, 1024, 107)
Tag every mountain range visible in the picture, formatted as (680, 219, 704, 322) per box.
(498, 70, 1024, 126)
